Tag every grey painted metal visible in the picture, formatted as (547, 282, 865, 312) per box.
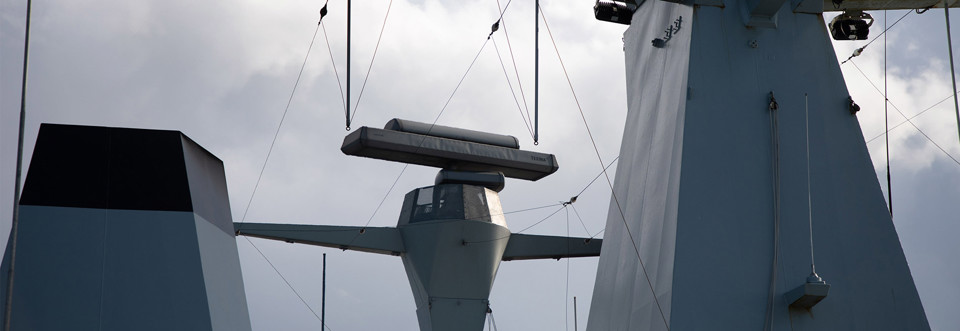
(401, 219, 511, 331)
(195, 215, 252, 331)
(746, 0, 789, 27)
(785, 282, 831, 309)
(322, 253, 326, 331)
(346, 0, 351, 130)
(235, 223, 405, 256)
(501, 234, 602, 261)
(4, 0, 30, 329)
(588, 0, 928, 330)
(573, 296, 578, 331)
(182, 135, 236, 235)
(341, 127, 559, 180)
(535, 0, 540, 144)
(688, 0, 959, 11)
(235, 183, 601, 331)
(4, 208, 213, 330)
(1, 125, 251, 330)
(435, 170, 506, 192)
(824, 0, 958, 10)
(385, 118, 520, 149)
(587, 2, 691, 330)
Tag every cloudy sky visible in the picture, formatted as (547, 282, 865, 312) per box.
(1, 1, 957, 330)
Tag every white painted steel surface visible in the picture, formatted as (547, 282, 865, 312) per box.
(588, 0, 928, 330)
(587, 2, 693, 330)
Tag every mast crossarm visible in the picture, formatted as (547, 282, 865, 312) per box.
(234, 223, 405, 256)
(822, 0, 956, 11)
(501, 234, 602, 261)
(686, 0, 958, 11)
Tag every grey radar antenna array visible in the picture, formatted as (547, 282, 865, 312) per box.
(235, 119, 602, 331)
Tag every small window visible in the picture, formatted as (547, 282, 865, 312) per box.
(411, 187, 435, 223)
(416, 187, 433, 206)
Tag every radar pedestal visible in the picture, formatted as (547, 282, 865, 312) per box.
(398, 178, 511, 331)
(237, 119, 603, 331)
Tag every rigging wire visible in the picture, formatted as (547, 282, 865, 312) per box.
(763, 92, 782, 331)
(350, 0, 522, 245)
(944, 0, 960, 147)
(495, 0, 533, 127)
(534, 0, 540, 145)
(488, 309, 500, 331)
(349, 0, 394, 123)
(464, 155, 621, 244)
(242, 237, 335, 331)
(884, 11, 893, 215)
(564, 207, 571, 331)
(516, 205, 567, 233)
(321, 20, 346, 114)
(238, 20, 323, 229)
(348, 38, 493, 245)
(865, 91, 960, 144)
(492, 37, 536, 138)
(494, 0, 515, 24)
(590, 227, 605, 239)
(841, 9, 912, 65)
(519, 156, 618, 235)
(569, 204, 592, 238)
(540, 7, 670, 330)
(575, 156, 620, 199)
(804, 94, 819, 276)
(849, 61, 960, 167)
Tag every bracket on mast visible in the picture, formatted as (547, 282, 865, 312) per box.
(743, 0, 789, 28)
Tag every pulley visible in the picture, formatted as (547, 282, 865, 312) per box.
(829, 11, 873, 40)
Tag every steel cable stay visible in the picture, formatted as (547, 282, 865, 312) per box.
(232, 6, 352, 329)
(884, 10, 893, 215)
(463, 205, 583, 245)
(348, 0, 394, 124)
(463, 204, 568, 247)
(849, 60, 960, 168)
(486, 307, 500, 331)
(565, 207, 572, 331)
(348, 0, 537, 243)
(237, 11, 325, 231)
(495, 0, 534, 128)
(230, 6, 366, 326)
(944, 0, 960, 149)
(492, 36, 536, 138)
(763, 92, 783, 331)
(538, 8, 670, 331)
(865, 90, 960, 144)
(242, 237, 335, 331)
(841, 8, 912, 64)
(320, 9, 347, 115)
(462, 158, 621, 245)
(238, 4, 612, 326)
(540, 6, 671, 329)
(488, 0, 539, 139)
(346, 37, 494, 247)
(569, 204, 593, 238)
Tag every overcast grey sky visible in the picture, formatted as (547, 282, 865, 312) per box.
(1, 1, 958, 330)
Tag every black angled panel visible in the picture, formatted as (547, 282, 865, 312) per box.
(19, 124, 110, 209)
(20, 124, 193, 212)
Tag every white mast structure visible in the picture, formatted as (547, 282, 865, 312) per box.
(588, 0, 954, 330)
